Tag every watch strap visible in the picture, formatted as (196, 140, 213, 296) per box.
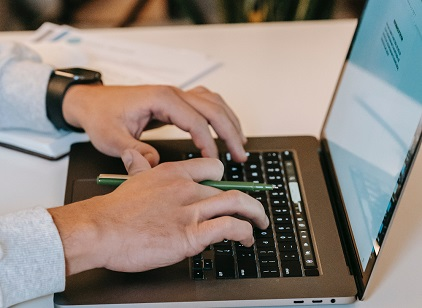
(46, 68, 102, 132)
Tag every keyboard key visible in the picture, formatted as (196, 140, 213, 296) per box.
(245, 170, 264, 182)
(281, 261, 302, 277)
(280, 252, 299, 261)
(264, 159, 280, 167)
(192, 259, 203, 269)
(260, 267, 280, 278)
(305, 268, 320, 276)
(266, 174, 283, 184)
(265, 166, 282, 174)
(256, 238, 275, 248)
(274, 224, 293, 233)
(214, 248, 233, 255)
(235, 242, 254, 252)
(246, 152, 261, 162)
(269, 189, 287, 198)
(244, 162, 260, 171)
(273, 215, 292, 224)
(263, 152, 279, 160)
(304, 258, 317, 268)
(237, 253, 258, 278)
(203, 259, 213, 270)
(259, 256, 278, 267)
(281, 151, 293, 160)
(278, 242, 298, 251)
(270, 198, 288, 207)
(257, 248, 277, 257)
(193, 269, 205, 280)
(215, 254, 236, 279)
(276, 232, 295, 242)
(272, 207, 290, 216)
(255, 228, 273, 238)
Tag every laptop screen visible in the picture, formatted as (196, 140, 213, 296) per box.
(323, 0, 422, 283)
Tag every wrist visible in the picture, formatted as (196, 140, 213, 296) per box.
(62, 84, 102, 131)
(47, 197, 105, 275)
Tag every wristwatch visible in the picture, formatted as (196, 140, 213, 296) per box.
(46, 68, 102, 132)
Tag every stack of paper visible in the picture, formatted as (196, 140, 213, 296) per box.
(0, 23, 220, 160)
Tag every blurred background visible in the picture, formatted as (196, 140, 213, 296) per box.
(0, 0, 366, 31)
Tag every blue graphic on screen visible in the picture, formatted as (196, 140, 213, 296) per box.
(324, 0, 422, 270)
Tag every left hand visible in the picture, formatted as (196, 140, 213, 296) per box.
(62, 84, 248, 166)
(48, 149, 269, 275)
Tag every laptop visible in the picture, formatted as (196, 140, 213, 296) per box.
(54, 0, 422, 306)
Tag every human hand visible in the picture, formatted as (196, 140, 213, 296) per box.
(48, 149, 269, 275)
(62, 84, 248, 166)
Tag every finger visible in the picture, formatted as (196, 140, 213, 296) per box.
(150, 92, 220, 159)
(121, 149, 152, 176)
(170, 157, 225, 183)
(115, 132, 160, 167)
(180, 88, 247, 162)
(194, 190, 269, 230)
(195, 216, 255, 247)
(188, 86, 246, 142)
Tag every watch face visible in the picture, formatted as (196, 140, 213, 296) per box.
(56, 68, 102, 81)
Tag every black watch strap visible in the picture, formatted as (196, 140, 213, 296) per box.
(46, 68, 102, 132)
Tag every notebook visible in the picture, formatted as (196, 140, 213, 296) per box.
(54, 0, 422, 306)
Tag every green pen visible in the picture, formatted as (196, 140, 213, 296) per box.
(97, 174, 274, 192)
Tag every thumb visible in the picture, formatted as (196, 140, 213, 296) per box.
(121, 149, 152, 176)
(120, 139, 160, 167)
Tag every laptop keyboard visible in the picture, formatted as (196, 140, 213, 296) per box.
(186, 150, 319, 279)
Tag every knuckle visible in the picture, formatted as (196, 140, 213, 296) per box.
(210, 92, 225, 104)
(155, 85, 178, 99)
(220, 216, 236, 230)
(193, 115, 209, 128)
(208, 103, 226, 118)
(157, 161, 177, 172)
(224, 190, 246, 204)
(193, 85, 208, 92)
(202, 157, 224, 174)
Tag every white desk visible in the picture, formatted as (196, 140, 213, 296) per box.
(1, 19, 421, 308)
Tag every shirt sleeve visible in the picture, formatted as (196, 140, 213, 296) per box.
(0, 207, 66, 307)
(0, 41, 66, 307)
(0, 41, 56, 133)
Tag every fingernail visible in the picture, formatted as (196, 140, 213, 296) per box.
(121, 149, 133, 169)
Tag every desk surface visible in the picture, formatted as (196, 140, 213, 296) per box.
(2, 19, 421, 308)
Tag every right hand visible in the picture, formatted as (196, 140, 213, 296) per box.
(48, 150, 269, 275)
(62, 84, 248, 166)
